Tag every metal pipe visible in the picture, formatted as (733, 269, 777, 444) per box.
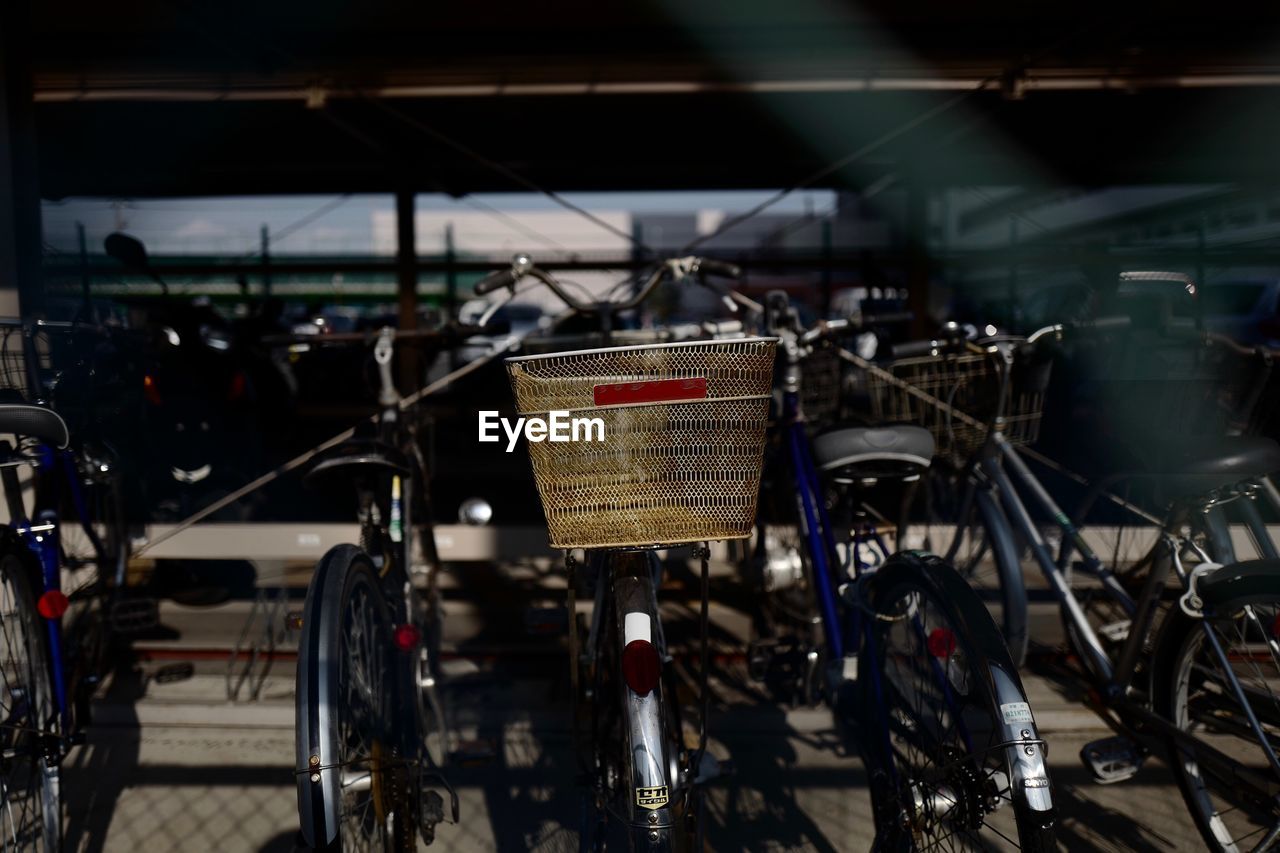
(32, 72, 1280, 104)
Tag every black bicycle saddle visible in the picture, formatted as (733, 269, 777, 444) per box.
(1121, 434, 1280, 502)
(812, 425, 935, 482)
(303, 438, 411, 489)
(0, 404, 69, 449)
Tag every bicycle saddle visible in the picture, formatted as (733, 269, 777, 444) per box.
(303, 438, 411, 488)
(812, 425, 934, 482)
(1127, 434, 1280, 499)
(0, 404, 69, 449)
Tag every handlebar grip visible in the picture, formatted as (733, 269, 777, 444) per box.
(1085, 315, 1131, 332)
(474, 269, 518, 295)
(860, 311, 913, 326)
(697, 259, 742, 279)
(891, 339, 942, 359)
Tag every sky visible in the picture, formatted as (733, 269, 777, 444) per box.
(41, 190, 836, 258)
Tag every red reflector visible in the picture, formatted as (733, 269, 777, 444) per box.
(927, 628, 957, 659)
(393, 624, 421, 652)
(621, 639, 662, 697)
(593, 378, 707, 407)
(143, 375, 162, 406)
(38, 591, 69, 620)
(228, 371, 247, 401)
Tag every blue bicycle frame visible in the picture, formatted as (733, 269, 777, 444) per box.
(1, 441, 101, 739)
(781, 390, 851, 661)
(778, 383, 984, 780)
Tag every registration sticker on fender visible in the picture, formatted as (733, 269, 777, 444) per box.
(1000, 702, 1034, 725)
(636, 785, 670, 810)
(593, 378, 707, 407)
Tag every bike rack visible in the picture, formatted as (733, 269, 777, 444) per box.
(226, 586, 296, 702)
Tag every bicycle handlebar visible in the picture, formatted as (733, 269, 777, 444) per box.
(473, 268, 518, 296)
(473, 254, 745, 318)
(890, 338, 945, 358)
(888, 315, 1132, 360)
(801, 312, 912, 348)
(695, 258, 743, 280)
(261, 324, 486, 347)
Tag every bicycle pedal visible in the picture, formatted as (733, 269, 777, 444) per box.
(1080, 736, 1145, 784)
(449, 739, 496, 767)
(418, 790, 445, 844)
(523, 606, 566, 636)
(110, 597, 159, 633)
(153, 662, 195, 684)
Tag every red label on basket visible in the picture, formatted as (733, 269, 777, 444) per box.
(593, 378, 708, 407)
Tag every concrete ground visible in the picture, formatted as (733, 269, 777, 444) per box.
(59, 556, 1209, 852)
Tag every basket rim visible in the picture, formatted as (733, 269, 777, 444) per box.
(505, 335, 778, 364)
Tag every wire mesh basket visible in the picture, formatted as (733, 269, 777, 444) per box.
(800, 342, 843, 424)
(0, 325, 37, 401)
(867, 351, 1050, 460)
(505, 338, 777, 549)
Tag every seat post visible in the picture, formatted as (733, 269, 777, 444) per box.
(0, 440, 26, 522)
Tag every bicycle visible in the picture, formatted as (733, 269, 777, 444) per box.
(871, 298, 1280, 850)
(0, 318, 139, 852)
(293, 325, 470, 851)
(478, 253, 770, 850)
(742, 290, 1058, 850)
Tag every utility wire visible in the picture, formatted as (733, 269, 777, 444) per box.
(461, 195, 574, 255)
(363, 95, 655, 256)
(679, 20, 1111, 254)
(235, 194, 354, 260)
(678, 90, 982, 253)
(133, 340, 514, 557)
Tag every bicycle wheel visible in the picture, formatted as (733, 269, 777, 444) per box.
(859, 551, 1057, 851)
(1153, 566, 1280, 852)
(296, 545, 412, 852)
(936, 472, 1029, 667)
(0, 548, 61, 852)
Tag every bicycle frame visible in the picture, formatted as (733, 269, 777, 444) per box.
(972, 429, 1280, 799)
(780, 390, 854, 662)
(0, 441, 100, 740)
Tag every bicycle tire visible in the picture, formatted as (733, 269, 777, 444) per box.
(296, 544, 412, 852)
(0, 546, 61, 852)
(1152, 568, 1280, 852)
(941, 479, 1029, 668)
(858, 551, 1057, 851)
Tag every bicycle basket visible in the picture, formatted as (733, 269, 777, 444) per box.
(505, 338, 777, 549)
(800, 342, 843, 424)
(866, 350, 1050, 460)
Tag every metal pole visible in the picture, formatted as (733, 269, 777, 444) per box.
(1008, 215, 1019, 328)
(260, 223, 271, 299)
(77, 221, 93, 321)
(906, 181, 929, 337)
(0, 2, 42, 316)
(396, 188, 419, 391)
(444, 222, 456, 320)
(821, 219, 833, 316)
